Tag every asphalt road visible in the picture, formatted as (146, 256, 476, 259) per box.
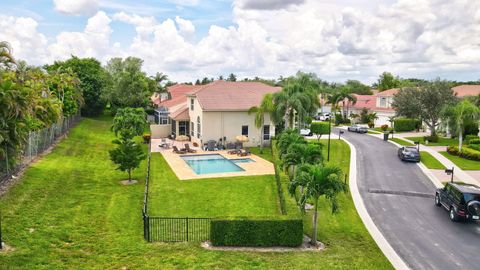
(337, 129, 480, 270)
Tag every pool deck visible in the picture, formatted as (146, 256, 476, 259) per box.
(151, 139, 274, 180)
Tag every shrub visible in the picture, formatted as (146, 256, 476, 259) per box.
(469, 139, 480, 145)
(467, 144, 480, 151)
(447, 146, 480, 161)
(465, 135, 479, 144)
(367, 122, 374, 128)
(394, 118, 418, 132)
(424, 135, 439, 143)
(144, 108, 155, 115)
(310, 122, 330, 140)
(210, 217, 303, 247)
(464, 122, 479, 136)
(380, 124, 389, 131)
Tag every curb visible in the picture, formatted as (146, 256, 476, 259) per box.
(341, 137, 410, 270)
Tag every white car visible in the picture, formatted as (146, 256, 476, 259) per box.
(300, 129, 313, 136)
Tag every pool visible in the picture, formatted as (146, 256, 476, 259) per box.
(181, 154, 245, 175)
(231, 158, 255, 163)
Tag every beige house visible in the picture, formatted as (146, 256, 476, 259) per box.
(151, 81, 281, 147)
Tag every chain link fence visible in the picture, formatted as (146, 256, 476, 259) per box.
(0, 113, 81, 184)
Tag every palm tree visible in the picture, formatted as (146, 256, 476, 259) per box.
(329, 86, 357, 119)
(276, 129, 306, 158)
(0, 41, 16, 69)
(289, 164, 347, 246)
(282, 143, 323, 176)
(248, 93, 275, 154)
(442, 99, 480, 151)
(388, 116, 396, 130)
(152, 72, 168, 93)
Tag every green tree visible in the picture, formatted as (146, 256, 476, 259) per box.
(104, 57, 155, 113)
(0, 41, 16, 69)
(283, 143, 322, 175)
(46, 69, 83, 116)
(442, 99, 480, 151)
(392, 79, 456, 136)
(45, 56, 107, 117)
(376, 72, 401, 91)
(248, 93, 274, 154)
(276, 129, 306, 158)
(109, 131, 146, 182)
(345, 80, 372, 95)
(227, 73, 237, 82)
(310, 122, 330, 141)
(329, 86, 357, 118)
(289, 164, 347, 246)
(111, 107, 148, 139)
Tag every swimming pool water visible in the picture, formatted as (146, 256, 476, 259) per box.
(231, 158, 255, 163)
(181, 154, 245, 175)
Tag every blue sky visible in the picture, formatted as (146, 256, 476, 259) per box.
(1, 0, 479, 83)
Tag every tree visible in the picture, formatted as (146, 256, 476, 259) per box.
(0, 41, 16, 69)
(442, 100, 480, 151)
(227, 73, 236, 82)
(248, 93, 274, 154)
(329, 86, 357, 118)
(392, 79, 456, 136)
(45, 56, 107, 117)
(376, 72, 401, 91)
(345, 80, 372, 95)
(111, 107, 148, 139)
(289, 164, 347, 246)
(276, 129, 306, 158)
(310, 122, 330, 141)
(46, 69, 83, 116)
(109, 131, 146, 182)
(104, 57, 155, 113)
(283, 143, 322, 174)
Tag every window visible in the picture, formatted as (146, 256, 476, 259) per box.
(191, 122, 195, 137)
(158, 112, 170, 125)
(263, 125, 270, 140)
(242, 125, 249, 136)
(380, 97, 387, 108)
(190, 98, 194, 110)
(197, 116, 201, 139)
(179, 121, 187, 135)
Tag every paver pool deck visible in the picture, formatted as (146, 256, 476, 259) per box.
(151, 139, 274, 180)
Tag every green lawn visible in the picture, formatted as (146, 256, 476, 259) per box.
(0, 116, 391, 269)
(250, 146, 274, 163)
(420, 151, 446, 170)
(440, 151, 480, 170)
(390, 138, 414, 146)
(368, 130, 381, 134)
(406, 136, 458, 146)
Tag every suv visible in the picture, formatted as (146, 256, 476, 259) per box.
(435, 182, 480, 222)
(397, 146, 420, 162)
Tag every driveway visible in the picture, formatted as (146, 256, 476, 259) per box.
(337, 129, 480, 270)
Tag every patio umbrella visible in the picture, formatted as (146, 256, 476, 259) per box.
(235, 135, 249, 142)
(176, 135, 190, 148)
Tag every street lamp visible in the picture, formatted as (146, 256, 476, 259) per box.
(414, 141, 420, 151)
(327, 117, 332, 161)
(339, 130, 344, 140)
(445, 167, 454, 183)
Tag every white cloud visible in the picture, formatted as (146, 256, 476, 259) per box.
(236, 0, 305, 10)
(175, 16, 195, 39)
(53, 0, 99, 16)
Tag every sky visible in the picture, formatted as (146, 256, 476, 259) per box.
(1, 0, 480, 84)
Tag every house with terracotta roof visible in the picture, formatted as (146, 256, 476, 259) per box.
(150, 81, 281, 147)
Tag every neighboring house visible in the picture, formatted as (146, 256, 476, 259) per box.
(452, 85, 480, 97)
(151, 81, 281, 147)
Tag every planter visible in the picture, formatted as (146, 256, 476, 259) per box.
(143, 134, 151, 143)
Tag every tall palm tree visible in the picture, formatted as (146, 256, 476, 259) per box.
(289, 164, 347, 246)
(443, 99, 480, 151)
(276, 129, 306, 158)
(329, 86, 357, 119)
(152, 72, 168, 93)
(282, 143, 323, 175)
(248, 93, 275, 154)
(0, 41, 16, 69)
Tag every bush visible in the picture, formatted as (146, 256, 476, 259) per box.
(210, 217, 303, 247)
(367, 122, 374, 128)
(447, 146, 480, 161)
(380, 124, 389, 131)
(465, 135, 479, 144)
(394, 118, 419, 132)
(467, 144, 480, 151)
(464, 122, 479, 136)
(424, 135, 439, 143)
(144, 108, 155, 115)
(469, 138, 480, 145)
(310, 122, 330, 139)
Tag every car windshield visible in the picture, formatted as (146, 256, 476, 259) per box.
(464, 193, 480, 202)
(404, 147, 418, 153)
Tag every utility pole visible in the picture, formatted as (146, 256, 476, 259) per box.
(327, 117, 332, 161)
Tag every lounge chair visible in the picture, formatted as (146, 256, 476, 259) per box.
(184, 144, 197, 153)
(238, 148, 251, 156)
(172, 146, 186, 154)
(227, 145, 241, 155)
(206, 140, 217, 151)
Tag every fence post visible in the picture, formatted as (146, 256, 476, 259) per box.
(186, 217, 189, 242)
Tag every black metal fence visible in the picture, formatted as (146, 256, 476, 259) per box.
(144, 217, 211, 242)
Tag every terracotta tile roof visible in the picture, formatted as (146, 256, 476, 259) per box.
(376, 88, 399, 96)
(157, 84, 203, 109)
(170, 105, 190, 121)
(192, 81, 281, 111)
(452, 85, 480, 97)
(350, 94, 376, 110)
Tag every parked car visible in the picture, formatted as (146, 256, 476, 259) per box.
(300, 128, 313, 136)
(397, 146, 420, 162)
(435, 182, 480, 222)
(347, 125, 368, 133)
(315, 113, 331, 121)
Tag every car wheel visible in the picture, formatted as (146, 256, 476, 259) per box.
(450, 207, 459, 222)
(435, 194, 441, 206)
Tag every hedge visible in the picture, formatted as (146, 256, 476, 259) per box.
(394, 118, 420, 132)
(211, 217, 303, 247)
(447, 146, 480, 161)
(469, 138, 480, 145)
(310, 121, 330, 139)
(465, 135, 479, 144)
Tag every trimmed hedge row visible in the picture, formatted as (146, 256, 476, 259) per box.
(467, 144, 480, 151)
(394, 118, 421, 132)
(469, 139, 480, 145)
(447, 146, 480, 161)
(211, 217, 303, 247)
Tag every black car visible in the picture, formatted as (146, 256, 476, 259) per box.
(397, 146, 420, 162)
(435, 182, 480, 222)
(347, 125, 368, 133)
